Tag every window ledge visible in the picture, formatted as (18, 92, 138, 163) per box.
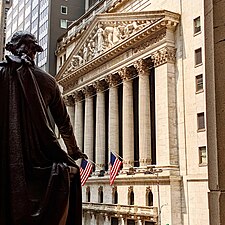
(194, 31, 202, 37)
(197, 128, 206, 133)
(195, 63, 203, 68)
(199, 163, 207, 167)
(196, 89, 204, 94)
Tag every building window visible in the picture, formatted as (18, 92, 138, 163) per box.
(196, 74, 203, 92)
(89, 0, 98, 7)
(60, 19, 67, 29)
(86, 186, 91, 202)
(111, 217, 119, 225)
(146, 187, 153, 206)
(63, 53, 66, 62)
(197, 112, 205, 131)
(128, 186, 134, 205)
(98, 186, 103, 203)
(194, 16, 201, 34)
(195, 48, 202, 66)
(199, 146, 207, 165)
(127, 219, 135, 225)
(61, 6, 67, 14)
(112, 187, 118, 204)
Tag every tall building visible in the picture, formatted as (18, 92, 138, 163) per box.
(56, 0, 208, 225)
(5, 0, 85, 75)
(0, 0, 12, 61)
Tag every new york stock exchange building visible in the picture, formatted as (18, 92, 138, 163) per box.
(55, 0, 208, 225)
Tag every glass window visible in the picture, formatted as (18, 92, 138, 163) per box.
(111, 217, 118, 225)
(197, 112, 205, 130)
(146, 190, 153, 206)
(195, 48, 202, 66)
(129, 191, 134, 205)
(199, 146, 207, 165)
(194, 16, 201, 34)
(89, 0, 98, 7)
(60, 19, 67, 29)
(61, 6, 67, 14)
(98, 186, 103, 203)
(196, 74, 203, 92)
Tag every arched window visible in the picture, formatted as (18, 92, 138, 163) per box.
(98, 186, 103, 203)
(146, 187, 153, 206)
(112, 186, 118, 204)
(86, 186, 91, 202)
(128, 186, 134, 205)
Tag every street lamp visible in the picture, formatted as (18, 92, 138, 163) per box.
(145, 166, 163, 225)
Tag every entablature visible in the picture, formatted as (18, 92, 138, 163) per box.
(56, 10, 180, 94)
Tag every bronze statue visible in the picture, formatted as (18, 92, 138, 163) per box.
(0, 31, 87, 225)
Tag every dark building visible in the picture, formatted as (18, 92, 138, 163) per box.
(0, 0, 12, 61)
(5, 0, 85, 76)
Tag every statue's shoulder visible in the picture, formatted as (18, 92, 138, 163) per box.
(0, 60, 8, 71)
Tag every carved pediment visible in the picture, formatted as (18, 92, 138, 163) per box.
(56, 10, 180, 82)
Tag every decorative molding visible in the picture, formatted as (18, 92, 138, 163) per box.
(151, 46, 176, 67)
(133, 30, 166, 54)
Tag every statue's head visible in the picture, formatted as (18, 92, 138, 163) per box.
(5, 31, 43, 59)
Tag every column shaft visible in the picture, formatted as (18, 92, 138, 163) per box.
(75, 101, 83, 149)
(96, 91, 105, 171)
(84, 97, 94, 161)
(123, 80, 134, 168)
(108, 86, 119, 157)
(139, 75, 151, 166)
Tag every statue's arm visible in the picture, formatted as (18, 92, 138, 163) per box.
(49, 82, 87, 160)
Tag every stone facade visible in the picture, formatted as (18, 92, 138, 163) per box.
(56, 0, 208, 224)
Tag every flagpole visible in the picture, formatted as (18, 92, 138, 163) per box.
(111, 151, 134, 168)
(87, 159, 103, 170)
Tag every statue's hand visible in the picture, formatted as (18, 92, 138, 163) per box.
(71, 148, 88, 160)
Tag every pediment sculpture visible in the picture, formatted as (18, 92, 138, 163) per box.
(64, 19, 155, 74)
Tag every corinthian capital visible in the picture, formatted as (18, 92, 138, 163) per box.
(118, 67, 135, 81)
(133, 59, 151, 75)
(63, 95, 75, 106)
(82, 85, 96, 98)
(93, 79, 108, 92)
(106, 73, 121, 87)
(73, 90, 84, 102)
(151, 46, 176, 67)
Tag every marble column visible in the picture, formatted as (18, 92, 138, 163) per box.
(94, 80, 107, 171)
(119, 67, 134, 169)
(83, 85, 95, 162)
(104, 215, 110, 225)
(151, 47, 178, 166)
(74, 90, 84, 150)
(64, 95, 75, 126)
(134, 59, 152, 167)
(107, 74, 121, 163)
(119, 217, 125, 225)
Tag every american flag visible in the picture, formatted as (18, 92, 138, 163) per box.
(80, 158, 93, 186)
(110, 152, 122, 185)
